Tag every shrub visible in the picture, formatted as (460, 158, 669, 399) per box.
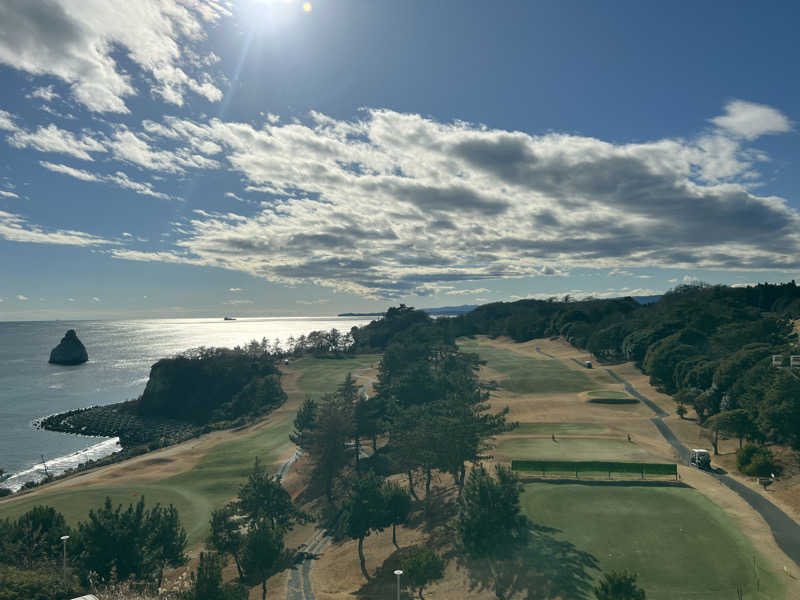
(0, 564, 83, 600)
(736, 444, 780, 477)
(594, 570, 646, 599)
(0, 488, 11, 498)
(402, 546, 446, 599)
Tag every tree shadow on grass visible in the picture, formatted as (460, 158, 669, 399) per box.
(404, 486, 458, 535)
(353, 546, 415, 600)
(459, 523, 599, 600)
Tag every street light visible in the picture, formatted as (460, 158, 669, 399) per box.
(393, 569, 403, 600)
(60, 535, 69, 577)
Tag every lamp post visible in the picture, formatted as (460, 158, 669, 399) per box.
(60, 535, 69, 577)
(393, 569, 403, 600)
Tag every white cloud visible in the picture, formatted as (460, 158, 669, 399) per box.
(228, 287, 244, 292)
(39, 161, 101, 182)
(28, 85, 59, 102)
(107, 171, 171, 200)
(109, 128, 219, 173)
(67, 298, 75, 302)
(711, 100, 792, 140)
(731, 282, 758, 288)
(0, 109, 19, 132)
(0, 0, 228, 112)
(445, 288, 489, 296)
(0, 190, 19, 198)
(608, 269, 634, 277)
(224, 298, 254, 305)
(296, 299, 330, 305)
(107, 104, 799, 298)
(0, 209, 113, 247)
(16, 294, 28, 301)
(9, 124, 105, 160)
(39, 161, 170, 199)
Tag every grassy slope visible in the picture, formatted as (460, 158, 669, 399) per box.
(459, 338, 608, 393)
(0, 355, 378, 546)
(522, 483, 782, 600)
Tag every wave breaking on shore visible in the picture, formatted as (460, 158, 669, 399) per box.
(0, 437, 122, 492)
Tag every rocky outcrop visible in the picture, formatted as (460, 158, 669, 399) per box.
(49, 329, 88, 365)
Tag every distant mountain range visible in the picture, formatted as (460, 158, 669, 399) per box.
(339, 295, 663, 318)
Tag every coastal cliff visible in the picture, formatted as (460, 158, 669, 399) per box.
(49, 329, 89, 365)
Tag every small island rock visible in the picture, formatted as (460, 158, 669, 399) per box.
(49, 329, 89, 365)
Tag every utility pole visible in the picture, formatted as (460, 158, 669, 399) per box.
(393, 569, 403, 600)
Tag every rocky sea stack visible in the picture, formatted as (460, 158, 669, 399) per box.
(49, 329, 89, 365)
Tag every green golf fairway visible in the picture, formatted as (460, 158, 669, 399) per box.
(292, 354, 380, 397)
(458, 339, 611, 394)
(521, 483, 783, 600)
(498, 436, 653, 461)
(512, 422, 606, 435)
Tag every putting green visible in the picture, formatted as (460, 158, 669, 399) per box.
(0, 355, 364, 546)
(587, 390, 629, 399)
(513, 422, 606, 435)
(458, 339, 611, 394)
(521, 483, 782, 600)
(498, 436, 653, 461)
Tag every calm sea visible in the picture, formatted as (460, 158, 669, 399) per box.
(0, 316, 370, 490)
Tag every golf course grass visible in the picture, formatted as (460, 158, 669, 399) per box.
(498, 436, 653, 461)
(0, 408, 293, 545)
(587, 390, 629, 399)
(513, 422, 606, 435)
(459, 338, 611, 394)
(292, 353, 379, 397)
(521, 483, 783, 600)
(0, 355, 372, 546)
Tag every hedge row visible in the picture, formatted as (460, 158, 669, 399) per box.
(511, 460, 677, 478)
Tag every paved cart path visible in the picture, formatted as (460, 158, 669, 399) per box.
(605, 367, 800, 567)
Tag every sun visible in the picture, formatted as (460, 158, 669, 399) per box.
(303, 2, 312, 12)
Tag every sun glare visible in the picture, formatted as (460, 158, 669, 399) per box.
(303, 2, 312, 12)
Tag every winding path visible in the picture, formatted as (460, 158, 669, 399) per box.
(604, 367, 800, 567)
(285, 367, 377, 600)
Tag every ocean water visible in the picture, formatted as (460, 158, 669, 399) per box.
(0, 316, 369, 490)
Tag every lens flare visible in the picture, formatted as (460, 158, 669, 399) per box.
(303, 2, 312, 12)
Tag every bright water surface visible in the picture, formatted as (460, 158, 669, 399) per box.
(0, 316, 369, 489)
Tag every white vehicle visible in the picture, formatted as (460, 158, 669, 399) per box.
(585, 360, 593, 369)
(689, 449, 711, 470)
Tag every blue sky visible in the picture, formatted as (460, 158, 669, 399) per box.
(1, 1, 799, 320)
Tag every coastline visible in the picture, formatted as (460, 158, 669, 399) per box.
(1, 436, 122, 492)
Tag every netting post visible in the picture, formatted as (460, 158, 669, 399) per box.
(641, 465, 645, 480)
